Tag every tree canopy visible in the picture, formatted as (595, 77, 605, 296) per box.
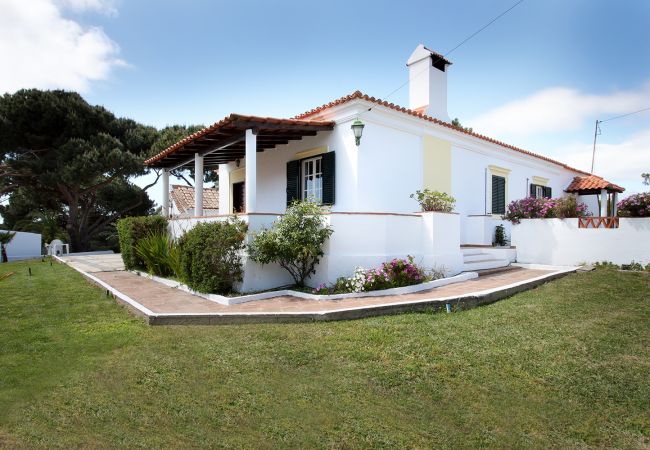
(0, 89, 158, 251)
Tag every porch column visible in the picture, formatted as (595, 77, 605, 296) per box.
(612, 192, 618, 216)
(161, 169, 170, 217)
(194, 153, 204, 217)
(599, 189, 608, 217)
(245, 129, 257, 213)
(218, 163, 230, 215)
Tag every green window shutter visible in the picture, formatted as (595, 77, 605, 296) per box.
(530, 183, 538, 198)
(321, 151, 335, 205)
(286, 159, 300, 206)
(492, 175, 506, 214)
(543, 186, 552, 198)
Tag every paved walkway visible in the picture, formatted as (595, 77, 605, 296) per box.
(58, 253, 576, 324)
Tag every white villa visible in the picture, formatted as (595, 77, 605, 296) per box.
(146, 44, 626, 292)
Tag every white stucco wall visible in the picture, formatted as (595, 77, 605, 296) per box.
(1, 231, 42, 261)
(168, 211, 463, 292)
(511, 218, 650, 266)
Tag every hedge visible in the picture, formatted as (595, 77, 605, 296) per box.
(178, 219, 247, 294)
(116, 216, 168, 270)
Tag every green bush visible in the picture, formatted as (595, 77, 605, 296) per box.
(248, 201, 333, 287)
(116, 216, 168, 270)
(410, 189, 456, 212)
(135, 232, 181, 278)
(178, 219, 247, 294)
(493, 224, 508, 246)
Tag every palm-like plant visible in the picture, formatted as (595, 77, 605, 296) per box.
(0, 231, 16, 263)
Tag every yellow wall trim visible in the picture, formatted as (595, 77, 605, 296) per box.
(532, 176, 549, 186)
(293, 146, 328, 160)
(488, 165, 511, 178)
(422, 135, 452, 194)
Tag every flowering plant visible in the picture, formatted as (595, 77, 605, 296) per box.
(313, 256, 437, 294)
(410, 189, 456, 212)
(503, 195, 589, 224)
(617, 192, 650, 217)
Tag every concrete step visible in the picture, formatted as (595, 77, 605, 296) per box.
(463, 254, 496, 263)
(462, 258, 511, 272)
(461, 248, 486, 256)
(474, 265, 522, 277)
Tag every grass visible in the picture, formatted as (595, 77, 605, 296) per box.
(0, 259, 648, 448)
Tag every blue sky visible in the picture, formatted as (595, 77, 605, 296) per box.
(2, 0, 649, 205)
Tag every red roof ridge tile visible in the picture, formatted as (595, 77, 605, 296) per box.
(293, 90, 594, 177)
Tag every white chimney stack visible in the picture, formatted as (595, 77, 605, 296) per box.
(406, 44, 451, 121)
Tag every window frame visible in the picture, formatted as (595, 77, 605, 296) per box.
(487, 165, 511, 216)
(300, 155, 324, 204)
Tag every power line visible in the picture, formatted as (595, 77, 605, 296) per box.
(600, 106, 650, 123)
(369, 0, 526, 110)
(591, 106, 650, 173)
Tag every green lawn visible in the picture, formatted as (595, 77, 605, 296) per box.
(0, 260, 648, 449)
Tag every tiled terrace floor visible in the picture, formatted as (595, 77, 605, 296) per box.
(61, 254, 556, 315)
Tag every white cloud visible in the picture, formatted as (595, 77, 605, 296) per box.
(554, 130, 650, 194)
(56, 0, 118, 16)
(471, 82, 650, 138)
(0, 0, 124, 93)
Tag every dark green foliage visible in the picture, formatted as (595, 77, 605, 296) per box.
(0, 89, 158, 252)
(135, 232, 181, 277)
(178, 219, 247, 294)
(248, 201, 333, 286)
(493, 224, 508, 246)
(116, 216, 168, 270)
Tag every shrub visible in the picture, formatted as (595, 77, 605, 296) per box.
(621, 261, 645, 271)
(593, 261, 620, 270)
(503, 195, 589, 224)
(410, 189, 456, 212)
(248, 201, 333, 287)
(116, 216, 168, 270)
(617, 192, 650, 217)
(135, 233, 181, 278)
(552, 195, 590, 219)
(313, 256, 437, 294)
(493, 224, 508, 246)
(178, 219, 247, 294)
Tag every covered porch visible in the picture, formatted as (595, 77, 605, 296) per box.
(144, 114, 334, 217)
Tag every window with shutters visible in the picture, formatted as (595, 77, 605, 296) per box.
(536, 185, 544, 198)
(488, 165, 510, 215)
(302, 156, 323, 203)
(491, 175, 506, 214)
(286, 151, 335, 206)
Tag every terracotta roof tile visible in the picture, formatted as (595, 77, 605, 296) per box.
(144, 114, 334, 166)
(170, 185, 219, 214)
(565, 175, 625, 193)
(294, 91, 594, 177)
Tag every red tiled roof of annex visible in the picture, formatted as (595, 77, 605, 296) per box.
(170, 185, 219, 213)
(565, 175, 625, 193)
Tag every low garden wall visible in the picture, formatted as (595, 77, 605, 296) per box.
(511, 218, 650, 266)
(1, 231, 42, 261)
(169, 211, 464, 292)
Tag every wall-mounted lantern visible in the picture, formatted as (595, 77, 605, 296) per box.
(351, 118, 365, 146)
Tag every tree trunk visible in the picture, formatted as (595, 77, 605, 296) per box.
(1, 244, 7, 263)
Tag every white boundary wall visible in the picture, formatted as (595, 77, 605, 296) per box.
(511, 218, 650, 266)
(169, 211, 463, 292)
(1, 231, 42, 261)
